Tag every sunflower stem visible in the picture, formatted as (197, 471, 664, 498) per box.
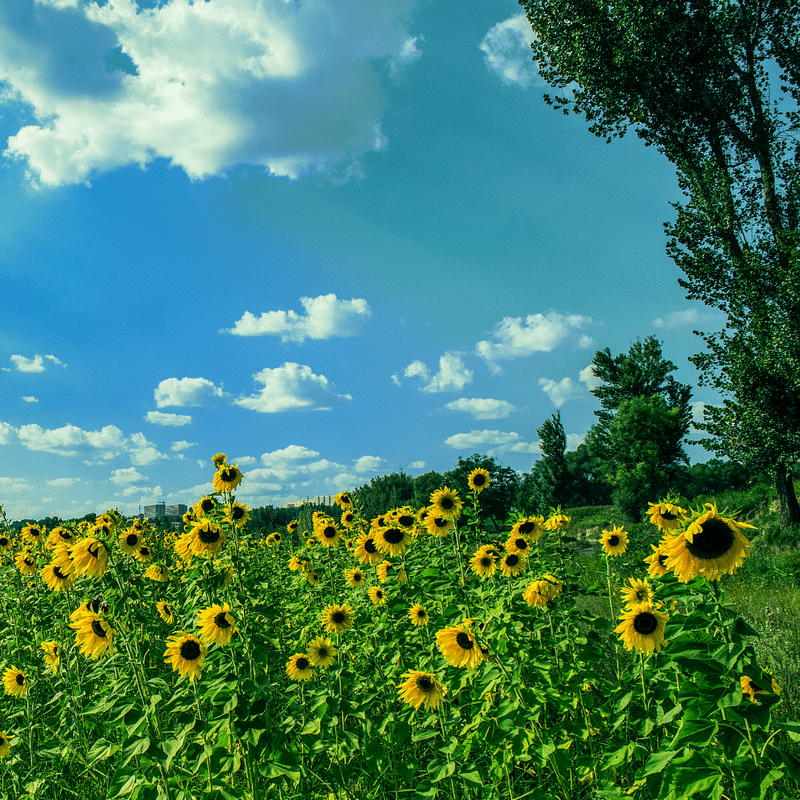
(605, 553, 620, 681)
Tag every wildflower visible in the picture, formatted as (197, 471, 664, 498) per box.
(41, 561, 74, 592)
(119, 528, 143, 555)
(164, 633, 207, 680)
(373, 526, 411, 557)
(41, 641, 60, 673)
(71, 537, 109, 578)
(307, 636, 336, 668)
(429, 487, 463, 522)
(468, 468, 490, 493)
(334, 492, 353, 510)
(436, 624, 484, 670)
(425, 515, 453, 537)
(644, 543, 670, 579)
(408, 603, 430, 627)
(212, 464, 243, 493)
(511, 516, 543, 541)
(225, 502, 251, 526)
(600, 526, 628, 557)
(391, 507, 417, 529)
(0, 731, 12, 759)
(189, 521, 227, 558)
(740, 675, 781, 703)
(368, 586, 387, 606)
(212, 452, 227, 467)
(647, 501, 688, 532)
(620, 578, 654, 609)
(3, 667, 27, 698)
(70, 614, 117, 659)
(344, 567, 365, 587)
(470, 550, 497, 578)
(157, 601, 175, 624)
(499, 551, 525, 577)
(286, 653, 314, 681)
(314, 519, 341, 548)
(321, 603, 354, 633)
(544, 510, 571, 531)
(398, 671, 446, 711)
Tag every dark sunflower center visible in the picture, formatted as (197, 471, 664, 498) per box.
(163, 604, 172, 615)
(383, 528, 403, 544)
(353, 573, 362, 582)
(0, 537, 8, 546)
(90, 599, 102, 613)
(88, 541, 103, 558)
(439, 497, 454, 510)
(417, 676, 433, 691)
(140, 547, 150, 556)
(232, 507, 245, 520)
(364, 538, 377, 553)
(214, 613, 231, 629)
(480, 557, 492, 567)
(506, 554, 520, 566)
(323, 526, 337, 539)
(416, 609, 427, 618)
(53, 565, 68, 579)
(635, 589, 647, 601)
(220, 468, 236, 482)
(198, 526, 220, 544)
(376, 590, 384, 599)
(685, 518, 736, 560)
(318, 647, 329, 658)
(519, 521, 535, 534)
(24, 557, 34, 566)
(455, 632, 474, 650)
(632, 612, 658, 635)
(91, 620, 107, 639)
(341, 495, 351, 505)
(201, 499, 215, 512)
(607, 535, 619, 547)
(661, 510, 677, 520)
(296, 657, 309, 670)
(180, 639, 202, 660)
(473, 474, 487, 486)
(332, 612, 346, 624)
(434, 518, 448, 528)
(398, 515, 414, 527)
(126, 534, 139, 546)
(657, 553, 667, 567)
(15, 673, 24, 686)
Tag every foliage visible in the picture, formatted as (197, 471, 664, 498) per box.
(521, 0, 800, 531)
(353, 471, 414, 520)
(518, 412, 569, 515)
(441, 454, 520, 527)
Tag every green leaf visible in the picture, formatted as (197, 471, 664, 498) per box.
(641, 749, 679, 776)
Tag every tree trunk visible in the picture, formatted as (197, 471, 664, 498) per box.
(774, 467, 800, 534)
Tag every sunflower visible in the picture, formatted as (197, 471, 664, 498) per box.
(647, 501, 688, 532)
(189, 520, 227, 558)
(41, 641, 60, 673)
(3, 667, 27, 698)
(289, 554, 312, 572)
(0, 534, 11, 551)
(287, 520, 299, 534)
(621, 578, 654, 609)
(740, 675, 781, 703)
(15, 552, 37, 575)
(142, 564, 167, 584)
(196, 602, 236, 646)
(307, 636, 336, 668)
(505, 533, 531, 556)
(429, 487, 463, 522)
(47, 526, 75, 549)
(368, 586, 387, 606)
(615, 605, 668, 654)
(334, 492, 353, 510)
(510, 516, 543, 542)
(71, 537, 110, 578)
(135, 545, 153, 563)
(398, 670, 446, 711)
(225, 501, 251, 526)
(314, 520, 342, 548)
(196, 496, 218, 516)
(286, 653, 314, 681)
(600, 526, 628, 557)
(523, 576, 562, 608)
(174, 531, 195, 564)
(425, 515, 453, 537)
(644, 543, 670, 578)
(164, 632, 207, 680)
(212, 464, 243, 494)
(499, 551, 525, 577)
(70, 598, 107, 622)
(322, 603, 354, 633)
(0, 731, 12, 759)
(408, 603, 430, 627)
(544, 510, 571, 531)
(212, 452, 227, 467)
(22, 524, 44, 547)
(377, 560, 397, 584)
(354, 534, 382, 565)
(41, 561, 74, 592)
(157, 601, 175, 624)
(436, 624, 484, 670)
(468, 468, 491, 494)
(340, 510, 356, 529)
(391, 507, 417, 529)
(373, 526, 411, 557)
(396, 566, 408, 584)
(70, 614, 117, 659)
(344, 567, 365, 588)
(662, 503, 754, 582)
(470, 550, 497, 578)
(119, 529, 143, 555)
(306, 570, 321, 586)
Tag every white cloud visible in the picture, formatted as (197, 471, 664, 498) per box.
(46, 477, 80, 487)
(17, 423, 126, 456)
(444, 429, 521, 450)
(10, 354, 45, 372)
(0, 423, 15, 444)
(0, 476, 33, 493)
(353, 455, 385, 473)
(21, 396, 38, 403)
(538, 377, 584, 408)
(480, 13, 538, 88)
(329, 472, 359, 489)
(652, 308, 725, 329)
(225, 294, 371, 343)
(579, 364, 602, 392)
(408, 461, 426, 470)
(233, 455, 256, 467)
(691, 401, 707, 425)
(2, 0, 420, 186)
(235, 363, 351, 412)
(110, 467, 147, 485)
(402, 352, 473, 393)
(154, 377, 225, 408)
(145, 411, 192, 426)
(261, 445, 321, 466)
(566, 433, 583, 451)
(171, 440, 197, 452)
(476, 311, 593, 373)
(444, 397, 516, 419)
(128, 432, 168, 466)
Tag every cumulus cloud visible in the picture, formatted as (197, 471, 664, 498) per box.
(480, 13, 538, 88)
(235, 363, 351, 413)
(579, 364, 602, 392)
(21, 396, 38, 403)
(145, 411, 192, 426)
(110, 467, 147, 485)
(0, 423, 16, 445)
(652, 308, 725, 329)
(261, 445, 321, 466)
(566, 433, 584, 451)
(476, 311, 593, 373)
(444, 429, 521, 450)
(46, 477, 80, 486)
(17, 422, 126, 456)
(171, 440, 197, 452)
(353, 455, 385, 473)
(234, 456, 257, 467)
(444, 397, 516, 420)
(225, 294, 371, 343)
(401, 352, 473, 393)
(128, 432, 168, 466)
(154, 377, 225, 408)
(691, 401, 707, 425)
(2, 0, 420, 186)
(538, 377, 584, 407)
(0, 476, 33, 493)
(7, 354, 65, 372)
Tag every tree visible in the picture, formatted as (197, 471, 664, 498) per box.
(563, 443, 613, 507)
(518, 412, 570, 514)
(413, 471, 445, 509)
(442, 454, 521, 527)
(353, 471, 415, 521)
(520, 0, 800, 531)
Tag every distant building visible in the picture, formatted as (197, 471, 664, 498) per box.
(165, 503, 188, 518)
(143, 502, 166, 520)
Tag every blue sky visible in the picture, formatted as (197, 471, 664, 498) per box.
(1, 0, 724, 521)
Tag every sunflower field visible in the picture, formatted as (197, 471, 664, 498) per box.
(0, 456, 798, 800)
